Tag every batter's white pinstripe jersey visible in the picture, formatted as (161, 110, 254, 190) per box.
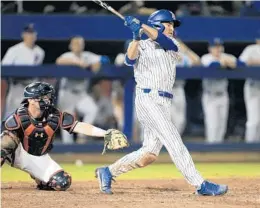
(109, 37, 205, 187)
(174, 53, 192, 87)
(126, 38, 181, 92)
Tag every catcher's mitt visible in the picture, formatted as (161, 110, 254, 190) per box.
(102, 129, 129, 154)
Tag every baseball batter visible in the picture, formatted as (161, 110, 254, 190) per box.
(1, 82, 127, 191)
(96, 10, 228, 196)
(239, 38, 260, 143)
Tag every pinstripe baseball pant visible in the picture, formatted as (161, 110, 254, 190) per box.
(109, 88, 204, 187)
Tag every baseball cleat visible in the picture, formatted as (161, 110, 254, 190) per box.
(196, 181, 228, 196)
(36, 183, 54, 191)
(95, 167, 113, 194)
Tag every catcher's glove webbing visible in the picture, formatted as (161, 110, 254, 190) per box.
(102, 129, 129, 154)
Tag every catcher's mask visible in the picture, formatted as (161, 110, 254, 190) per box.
(22, 82, 56, 111)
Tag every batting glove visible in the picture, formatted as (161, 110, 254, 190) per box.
(124, 16, 142, 40)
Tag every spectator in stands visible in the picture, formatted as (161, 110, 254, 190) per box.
(175, 2, 211, 17)
(91, 81, 118, 130)
(56, 35, 110, 144)
(2, 24, 45, 118)
(239, 36, 260, 143)
(240, 1, 260, 16)
(171, 39, 201, 136)
(118, 0, 156, 15)
(175, 4, 192, 17)
(201, 38, 243, 143)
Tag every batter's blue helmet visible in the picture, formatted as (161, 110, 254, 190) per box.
(148, 10, 181, 28)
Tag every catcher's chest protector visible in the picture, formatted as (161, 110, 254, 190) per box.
(16, 107, 61, 156)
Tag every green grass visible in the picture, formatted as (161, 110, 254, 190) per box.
(1, 163, 260, 182)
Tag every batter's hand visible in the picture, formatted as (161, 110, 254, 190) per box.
(124, 16, 143, 40)
(102, 129, 129, 155)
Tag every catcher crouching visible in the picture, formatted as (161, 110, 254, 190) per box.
(1, 82, 128, 191)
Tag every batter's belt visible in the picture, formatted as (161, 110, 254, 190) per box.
(140, 88, 173, 99)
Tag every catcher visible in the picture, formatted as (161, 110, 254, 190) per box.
(1, 82, 128, 191)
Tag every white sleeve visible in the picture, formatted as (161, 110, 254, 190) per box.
(114, 53, 125, 66)
(239, 46, 251, 63)
(227, 53, 237, 61)
(58, 52, 81, 63)
(83, 51, 101, 65)
(201, 55, 211, 67)
(138, 40, 144, 53)
(37, 48, 45, 64)
(134, 40, 145, 59)
(59, 52, 75, 59)
(124, 40, 143, 66)
(2, 48, 16, 65)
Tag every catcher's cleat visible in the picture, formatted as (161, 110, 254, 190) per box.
(36, 183, 55, 191)
(95, 167, 113, 194)
(31, 175, 54, 191)
(196, 181, 228, 196)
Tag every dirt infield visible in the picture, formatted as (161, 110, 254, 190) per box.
(2, 178, 260, 208)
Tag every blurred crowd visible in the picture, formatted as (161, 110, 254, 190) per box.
(1, 1, 260, 17)
(1, 22, 260, 144)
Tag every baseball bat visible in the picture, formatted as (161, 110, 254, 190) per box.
(92, 0, 125, 20)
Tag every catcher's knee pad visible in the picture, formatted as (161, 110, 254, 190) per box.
(136, 152, 157, 168)
(49, 171, 72, 191)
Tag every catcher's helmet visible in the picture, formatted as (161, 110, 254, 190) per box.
(148, 9, 181, 28)
(23, 82, 56, 109)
